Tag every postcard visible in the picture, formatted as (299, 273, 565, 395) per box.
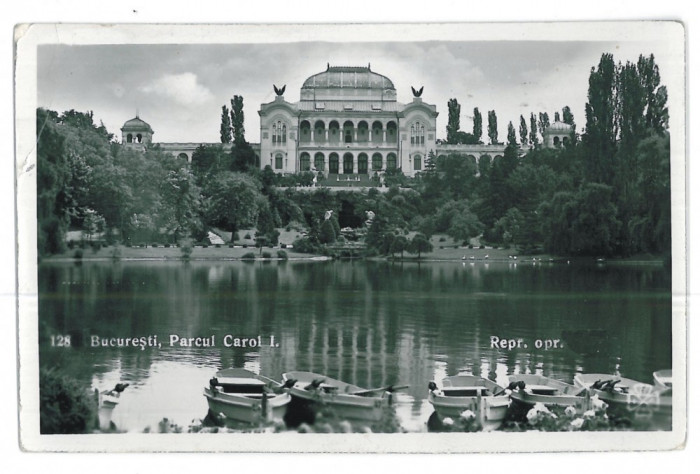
(15, 21, 686, 453)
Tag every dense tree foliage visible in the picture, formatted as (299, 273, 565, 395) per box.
(37, 53, 670, 261)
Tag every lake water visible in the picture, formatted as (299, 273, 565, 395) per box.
(38, 259, 672, 432)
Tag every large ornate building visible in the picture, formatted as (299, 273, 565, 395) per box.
(258, 64, 438, 178)
(121, 65, 573, 180)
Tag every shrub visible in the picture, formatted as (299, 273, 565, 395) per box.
(202, 244, 209, 249)
(40, 368, 96, 434)
(479, 245, 485, 249)
(180, 239, 193, 260)
(241, 252, 256, 260)
(73, 249, 83, 259)
(91, 242, 101, 253)
(110, 246, 122, 260)
(439, 237, 446, 242)
(164, 243, 171, 248)
(67, 240, 75, 249)
(244, 233, 251, 240)
(262, 251, 272, 259)
(280, 243, 287, 249)
(468, 244, 474, 249)
(215, 244, 221, 248)
(228, 244, 234, 248)
(277, 250, 288, 259)
(242, 244, 248, 248)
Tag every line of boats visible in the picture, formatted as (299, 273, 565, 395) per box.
(201, 368, 673, 430)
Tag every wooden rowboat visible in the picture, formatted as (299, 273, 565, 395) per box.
(282, 371, 402, 422)
(507, 374, 589, 412)
(428, 375, 509, 431)
(203, 368, 291, 424)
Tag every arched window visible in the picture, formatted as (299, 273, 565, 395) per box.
(272, 123, 277, 144)
(358, 153, 368, 174)
(282, 124, 287, 144)
(553, 136, 561, 147)
(300, 152, 311, 171)
(329, 153, 339, 174)
(343, 153, 354, 174)
(420, 125, 425, 145)
(126, 133, 133, 143)
(136, 134, 143, 143)
(413, 154, 422, 171)
(386, 153, 397, 169)
(410, 124, 416, 145)
(314, 152, 325, 171)
(275, 153, 283, 170)
(372, 153, 383, 171)
(177, 153, 189, 161)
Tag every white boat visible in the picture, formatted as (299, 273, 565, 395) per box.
(573, 373, 663, 406)
(97, 390, 121, 431)
(653, 369, 672, 391)
(507, 374, 589, 412)
(203, 368, 291, 424)
(282, 371, 402, 422)
(428, 375, 510, 430)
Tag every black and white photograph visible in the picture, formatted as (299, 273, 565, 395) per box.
(14, 20, 686, 454)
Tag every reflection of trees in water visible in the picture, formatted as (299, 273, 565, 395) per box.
(39, 260, 671, 399)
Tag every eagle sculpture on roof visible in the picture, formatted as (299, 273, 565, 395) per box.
(273, 84, 286, 96)
(411, 86, 424, 97)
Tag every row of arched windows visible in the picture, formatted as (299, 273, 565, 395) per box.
(299, 120, 398, 144)
(297, 152, 397, 174)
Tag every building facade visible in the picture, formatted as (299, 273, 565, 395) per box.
(259, 65, 438, 178)
(121, 65, 570, 177)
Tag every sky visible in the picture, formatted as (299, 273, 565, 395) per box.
(37, 38, 676, 145)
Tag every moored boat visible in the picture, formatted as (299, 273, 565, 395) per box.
(428, 375, 510, 431)
(653, 369, 672, 391)
(507, 374, 589, 412)
(573, 373, 663, 406)
(203, 368, 291, 424)
(282, 371, 403, 422)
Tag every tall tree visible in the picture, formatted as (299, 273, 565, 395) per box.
(507, 121, 518, 146)
(230, 95, 246, 145)
(473, 107, 483, 144)
(562, 105, 575, 126)
(529, 113, 539, 146)
(637, 54, 668, 134)
(538, 112, 550, 138)
(583, 53, 617, 184)
(446, 99, 461, 144)
(519, 115, 528, 146)
(487, 110, 498, 145)
(554, 111, 561, 122)
(220, 105, 232, 144)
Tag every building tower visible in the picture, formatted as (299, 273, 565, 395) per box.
(121, 115, 154, 148)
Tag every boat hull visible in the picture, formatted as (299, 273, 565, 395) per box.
(204, 387, 290, 424)
(283, 371, 391, 422)
(508, 374, 588, 412)
(428, 375, 509, 431)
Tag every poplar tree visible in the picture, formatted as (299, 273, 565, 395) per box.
(230, 95, 246, 145)
(529, 113, 539, 145)
(473, 107, 483, 144)
(446, 99, 461, 144)
(507, 121, 518, 146)
(487, 110, 498, 145)
(220, 105, 232, 144)
(519, 115, 528, 146)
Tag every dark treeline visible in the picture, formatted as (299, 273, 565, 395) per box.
(37, 53, 669, 259)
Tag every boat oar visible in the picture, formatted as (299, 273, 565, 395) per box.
(351, 384, 409, 396)
(494, 380, 525, 396)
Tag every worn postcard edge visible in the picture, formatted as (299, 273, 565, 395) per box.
(14, 21, 688, 453)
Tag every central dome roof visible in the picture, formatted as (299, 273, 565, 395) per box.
(121, 116, 153, 132)
(302, 65, 395, 91)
